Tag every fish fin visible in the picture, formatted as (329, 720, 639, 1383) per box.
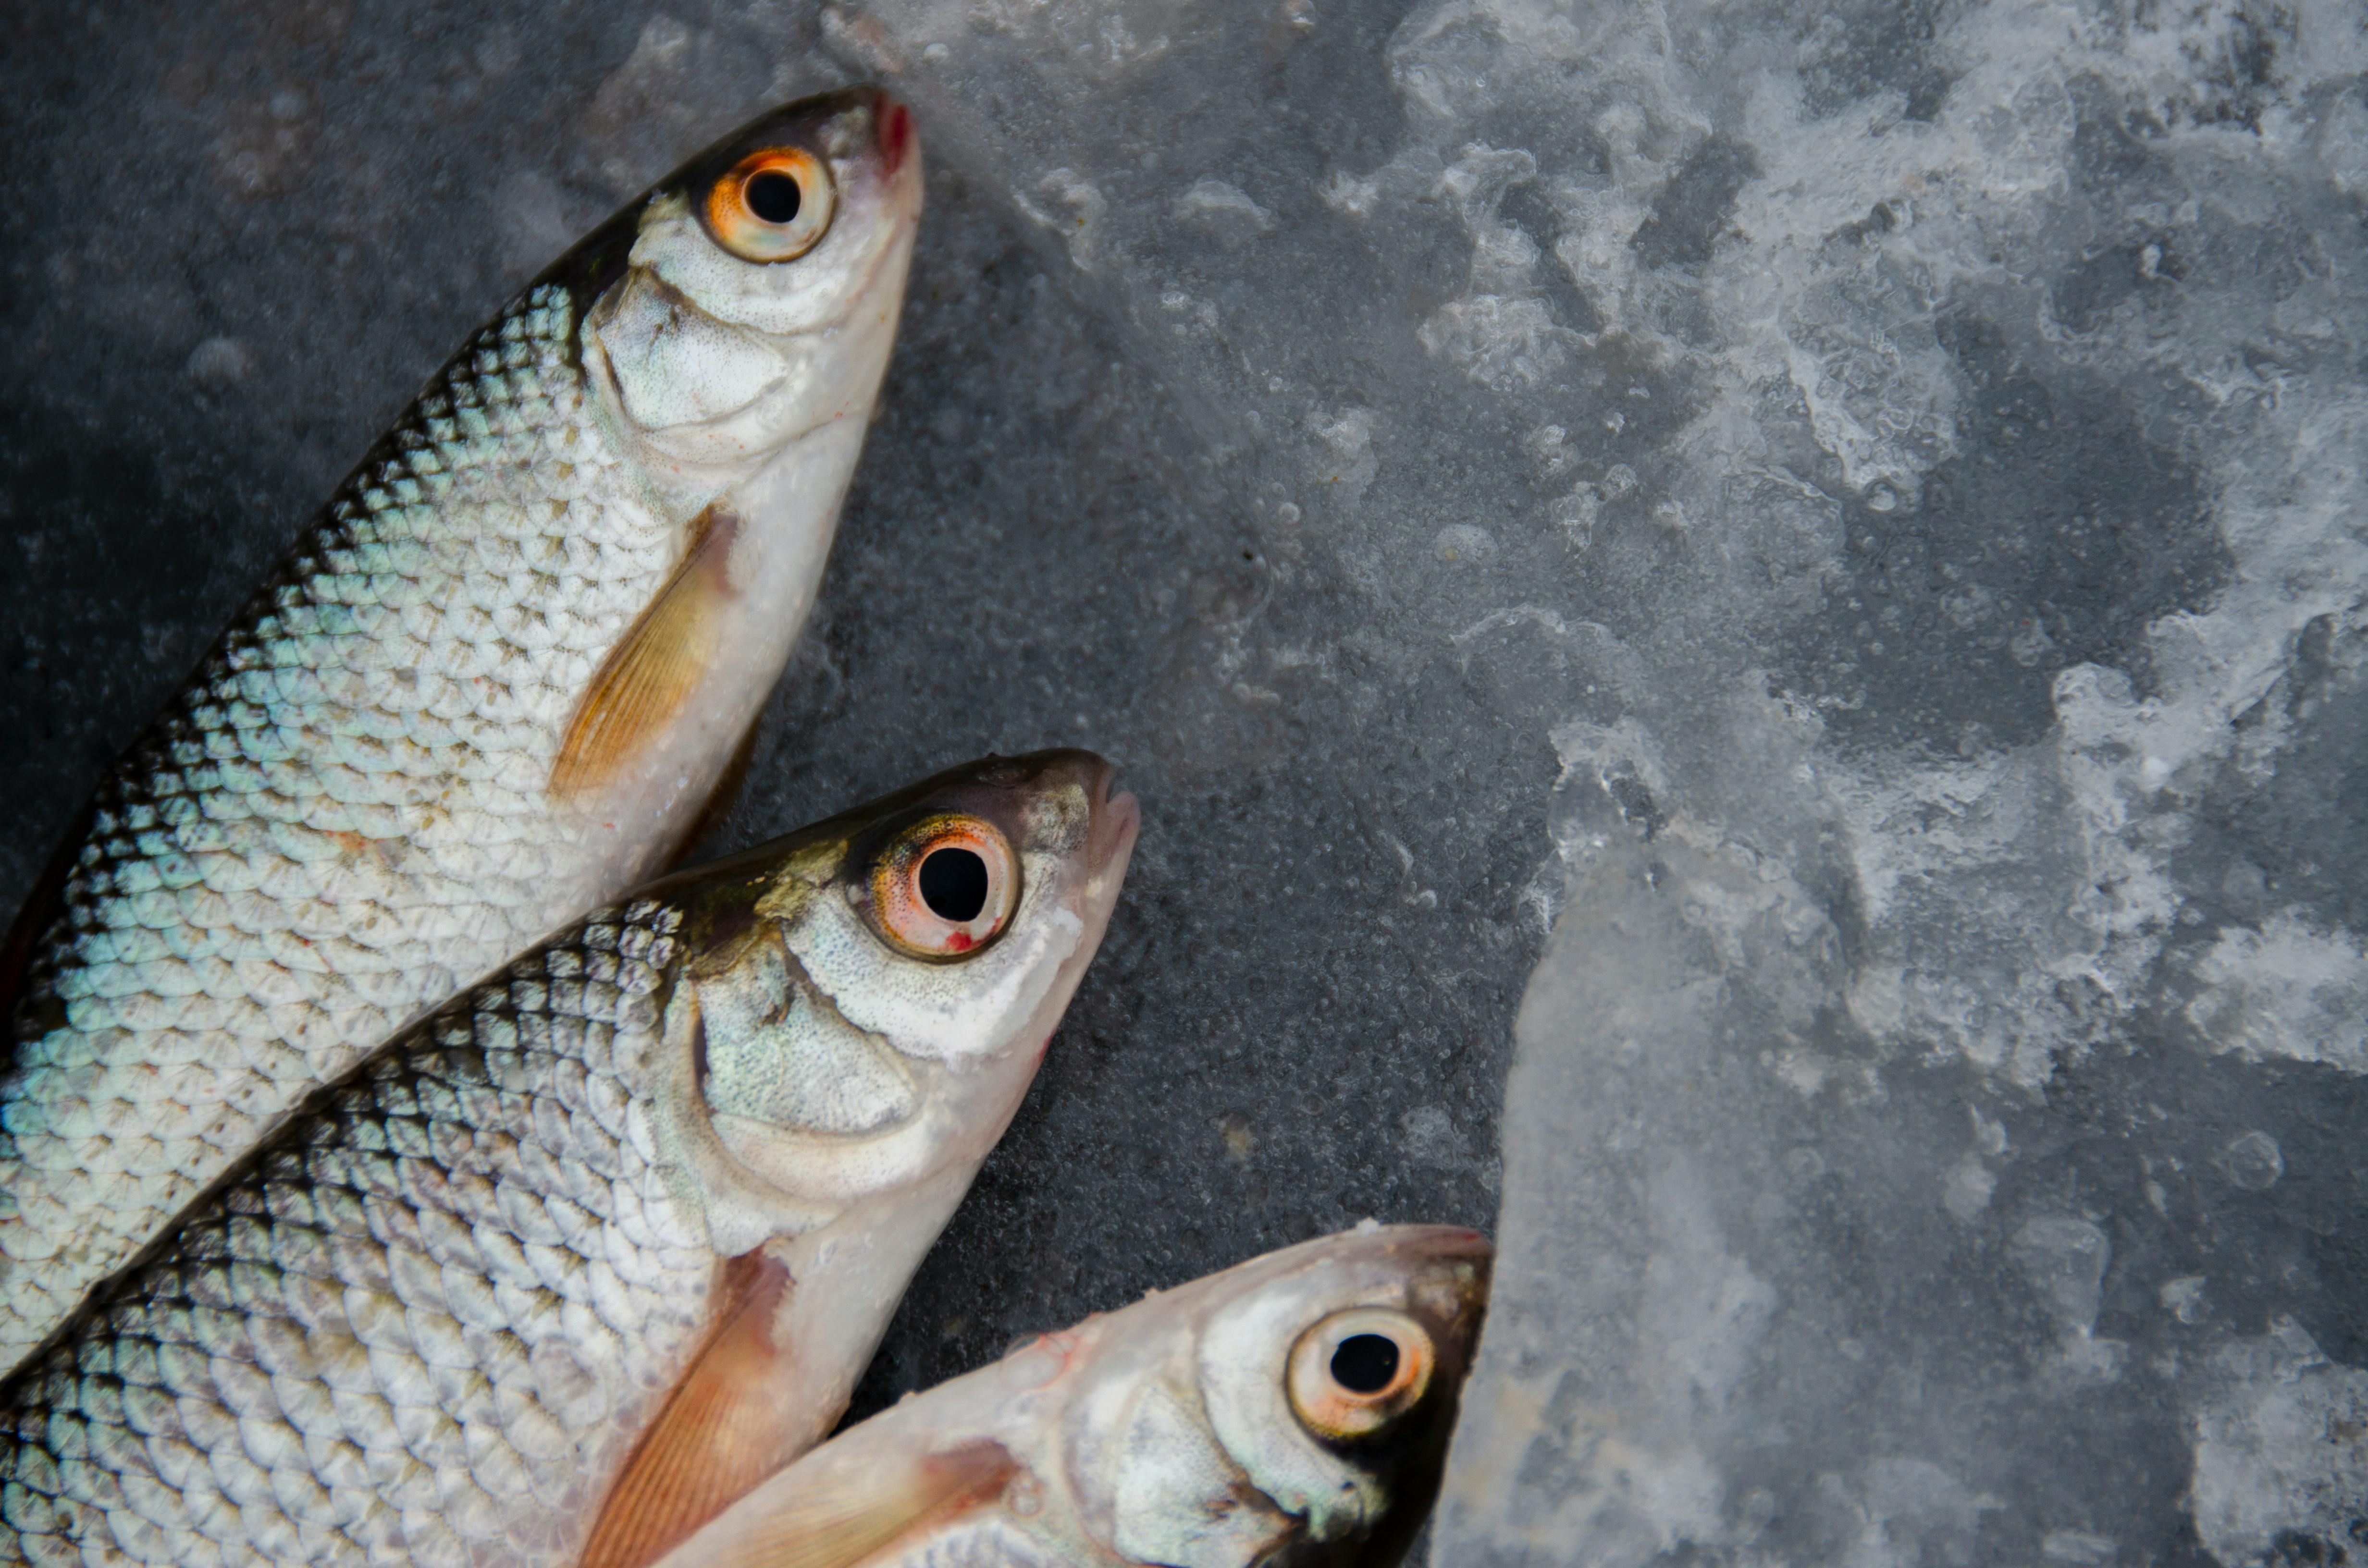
(580, 1248, 802, 1568)
(552, 503, 741, 801)
(692, 1443, 1018, 1568)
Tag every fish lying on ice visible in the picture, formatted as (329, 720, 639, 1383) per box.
(0, 750, 1138, 1568)
(650, 1223, 1491, 1568)
(0, 87, 923, 1373)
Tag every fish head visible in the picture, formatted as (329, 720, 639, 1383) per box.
(758, 748, 1137, 1072)
(1067, 1225, 1492, 1568)
(577, 86, 923, 486)
(578, 754, 1133, 1561)
(651, 751, 1137, 1239)
(629, 1227, 1484, 1568)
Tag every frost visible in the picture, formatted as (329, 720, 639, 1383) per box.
(2186, 910, 2368, 1073)
(2187, 1321, 2368, 1567)
(2162, 1277, 2208, 1324)
(1418, 294, 1574, 391)
(1305, 406, 1378, 508)
(1941, 1151, 1996, 1224)
(1169, 179, 1272, 245)
(2010, 1215, 2128, 1386)
(1432, 525, 1497, 565)
(184, 337, 253, 386)
(2042, 1530, 2120, 1564)
(1014, 169, 1110, 270)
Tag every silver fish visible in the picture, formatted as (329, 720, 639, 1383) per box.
(0, 750, 1138, 1568)
(650, 1224, 1490, 1568)
(0, 87, 923, 1372)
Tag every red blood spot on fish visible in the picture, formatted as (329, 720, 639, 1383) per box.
(878, 97, 913, 175)
(944, 930, 974, 953)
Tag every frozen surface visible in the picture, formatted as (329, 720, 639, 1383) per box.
(8, 0, 2368, 1561)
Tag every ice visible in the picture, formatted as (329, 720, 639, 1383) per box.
(6, 0, 2368, 1558)
(2190, 1318, 2368, 1565)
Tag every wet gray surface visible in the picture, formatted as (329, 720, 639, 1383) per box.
(0, 0, 1527, 1433)
(9, 0, 2368, 1561)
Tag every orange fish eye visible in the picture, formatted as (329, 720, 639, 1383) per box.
(866, 816, 1020, 960)
(703, 147, 836, 263)
(1286, 1309, 1436, 1443)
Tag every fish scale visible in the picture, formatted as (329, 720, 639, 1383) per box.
(1, 900, 717, 1568)
(0, 284, 683, 1373)
(644, 1227, 1490, 1568)
(0, 748, 1137, 1568)
(2, 84, 929, 1370)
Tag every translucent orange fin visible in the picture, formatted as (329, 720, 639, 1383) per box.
(677, 1443, 1017, 1568)
(553, 503, 741, 801)
(580, 1249, 800, 1568)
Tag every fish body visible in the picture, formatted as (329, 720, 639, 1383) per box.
(0, 751, 1137, 1568)
(0, 88, 923, 1372)
(652, 1225, 1490, 1568)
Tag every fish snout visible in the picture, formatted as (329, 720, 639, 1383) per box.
(874, 91, 915, 176)
(1087, 758, 1140, 885)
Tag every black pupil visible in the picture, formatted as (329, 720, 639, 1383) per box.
(744, 170, 802, 225)
(918, 847, 990, 924)
(1331, 1334, 1401, 1394)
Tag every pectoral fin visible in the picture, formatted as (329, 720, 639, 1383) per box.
(664, 1443, 1017, 1568)
(580, 1248, 802, 1568)
(553, 503, 741, 801)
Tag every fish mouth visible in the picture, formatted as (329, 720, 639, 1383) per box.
(874, 90, 914, 176)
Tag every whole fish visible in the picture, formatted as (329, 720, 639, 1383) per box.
(0, 87, 923, 1372)
(0, 750, 1138, 1568)
(651, 1224, 1490, 1568)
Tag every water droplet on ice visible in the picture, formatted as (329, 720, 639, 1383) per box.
(2221, 1129, 2283, 1190)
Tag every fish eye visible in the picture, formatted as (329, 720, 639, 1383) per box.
(864, 815, 1019, 960)
(1286, 1308, 1435, 1442)
(1331, 1333, 1400, 1391)
(703, 147, 837, 263)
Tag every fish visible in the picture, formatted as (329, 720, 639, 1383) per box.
(0, 749, 1139, 1568)
(648, 1223, 1491, 1568)
(0, 86, 924, 1373)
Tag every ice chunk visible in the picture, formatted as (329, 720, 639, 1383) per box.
(2189, 1321, 2368, 1567)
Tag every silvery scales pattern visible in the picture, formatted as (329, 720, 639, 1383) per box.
(0, 751, 1136, 1568)
(0, 89, 920, 1374)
